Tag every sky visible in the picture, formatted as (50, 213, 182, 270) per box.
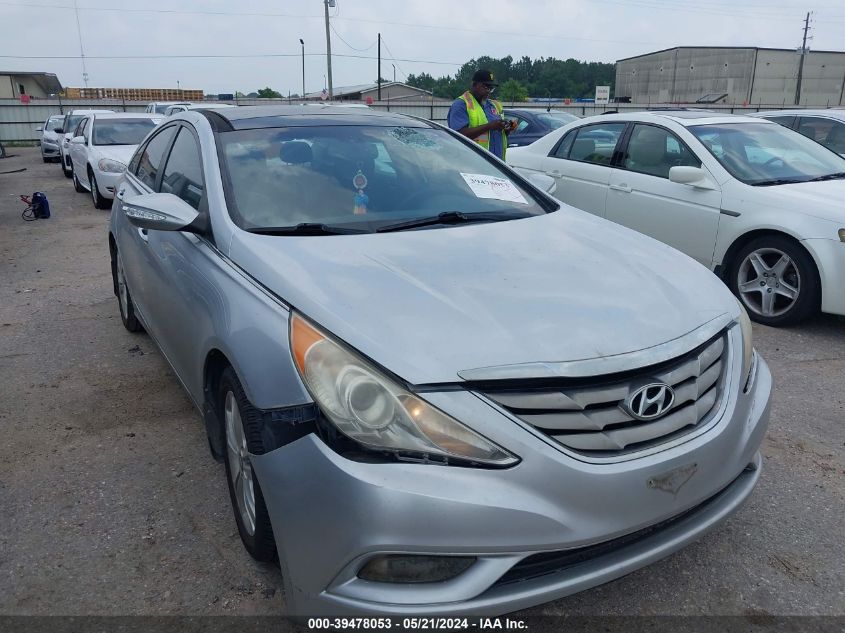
(2, 0, 845, 95)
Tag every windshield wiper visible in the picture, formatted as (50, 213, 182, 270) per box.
(376, 211, 528, 233)
(246, 223, 367, 236)
(750, 178, 807, 187)
(807, 172, 845, 182)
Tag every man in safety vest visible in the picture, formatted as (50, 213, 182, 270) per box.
(447, 69, 513, 160)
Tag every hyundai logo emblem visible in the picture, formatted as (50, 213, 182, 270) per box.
(623, 383, 676, 421)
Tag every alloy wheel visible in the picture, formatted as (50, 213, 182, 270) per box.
(737, 247, 801, 318)
(224, 391, 256, 536)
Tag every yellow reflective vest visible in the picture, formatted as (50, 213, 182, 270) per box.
(460, 91, 507, 159)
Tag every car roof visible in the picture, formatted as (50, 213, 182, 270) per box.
(752, 109, 845, 120)
(91, 112, 163, 120)
(199, 104, 429, 130)
(68, 109, 114, 115)
(584, 111, 772, 127)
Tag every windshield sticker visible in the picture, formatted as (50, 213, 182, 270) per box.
(389, 127, 438, 148)
(460, 173, 528, 205)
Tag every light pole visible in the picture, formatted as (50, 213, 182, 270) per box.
(299, 39, 305, 99)
(392, 64, 396, 84)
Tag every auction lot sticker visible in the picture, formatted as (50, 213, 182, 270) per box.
(460, 173, 528, 204)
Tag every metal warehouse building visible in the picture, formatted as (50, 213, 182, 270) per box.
(615, 47, 845, 106)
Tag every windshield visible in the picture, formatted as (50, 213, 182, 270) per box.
(219, 124, 550, 233)
(64, 115, 84, 135)
(537, 112, 579, 129)
(689, 122, 845, 185)
(154, 104, 171, 114)
(93, 119, 157, 146)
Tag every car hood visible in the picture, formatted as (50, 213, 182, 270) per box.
(229, 209, 736, 384)
(90, 145, 136, 165)
(733, 179, 845, 223)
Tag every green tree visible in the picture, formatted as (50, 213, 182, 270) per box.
(256, 87, 282, 98)
(499, 79, 529, 102)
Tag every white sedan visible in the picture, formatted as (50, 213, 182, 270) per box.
(507, 111, 845, 326)
(68, 112, 162, 208)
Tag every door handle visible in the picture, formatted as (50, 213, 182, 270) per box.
(609, 183, 632, 193)
(546, 170, 562, 177)
(137, 227, 149, 243)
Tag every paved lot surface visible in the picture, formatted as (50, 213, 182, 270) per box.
(1, 147, 843, 618)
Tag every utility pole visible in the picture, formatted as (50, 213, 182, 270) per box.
(392, 64, 396, 84)
(323, 0, 334, 99)
(795, 11, 812, 105)
(378, 33, 382, 100)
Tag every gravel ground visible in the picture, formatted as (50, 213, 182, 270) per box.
(1, 148, 843, 620)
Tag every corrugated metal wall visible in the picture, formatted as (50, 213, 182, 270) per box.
(616, 48, 845, 106)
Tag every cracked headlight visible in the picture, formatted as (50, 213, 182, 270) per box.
(290, 312, 517, 466)
(98, 158, 126, 173)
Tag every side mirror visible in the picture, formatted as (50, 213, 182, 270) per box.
(122, 193, 200, 232)
(525, 172, 557, 195)
(669, 166, 717, 190)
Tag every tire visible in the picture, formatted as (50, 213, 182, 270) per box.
(113, 248, 143, 332)
(218, 367, 277, 562)
(72, 170, 86, 193)
(89, 168, 110, 209)
(729, 235, 819, 326)
(62, 156, 73, 178)
(42, 156, 50, 164)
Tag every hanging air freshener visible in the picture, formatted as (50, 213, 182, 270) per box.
(352, 169, 369, 215)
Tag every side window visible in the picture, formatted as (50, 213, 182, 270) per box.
(551, 129, 577, 158)
(506, 115, 530, 133)
(796, 117, 834, 143)
(160, 128, 205, 210)
(83, 118, 93, 143)
(135, 125, 178, 190)
(567, 123, 626, 165)
(623, 124, 700, 179)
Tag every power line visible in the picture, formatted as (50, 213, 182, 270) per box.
(0, 52, 465, 65)
(379, 36, 408, 82)
(329, 24, 376, 52)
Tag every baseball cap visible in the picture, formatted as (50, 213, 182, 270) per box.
(472, 69, 498, 86)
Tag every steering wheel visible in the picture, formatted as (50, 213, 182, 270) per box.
(762, 156, 787, 168)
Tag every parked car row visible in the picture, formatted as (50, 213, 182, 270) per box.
(507, 110, 845, 326)
(107, 105, 771, 616)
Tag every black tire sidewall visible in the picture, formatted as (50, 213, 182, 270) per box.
(114, 249, 142, 332)
(729, 236, 819, 326)
(218, 368, 277, 562)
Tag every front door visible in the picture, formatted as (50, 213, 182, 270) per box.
(605, 123, 722, 267)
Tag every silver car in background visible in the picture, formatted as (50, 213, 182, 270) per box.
(109, 106, 771, 616)
(36, 114, 64, 162)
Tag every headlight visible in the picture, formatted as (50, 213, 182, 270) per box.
(290, 313, 518, 466)
(737, 302, 754, 386)
(98, 158, 126, 173)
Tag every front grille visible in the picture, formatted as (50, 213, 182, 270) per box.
(477, 332, 728, 457)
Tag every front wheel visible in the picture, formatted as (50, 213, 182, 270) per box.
(729, 236, 819, 326)
(72, 170, 86, 193)
(219, 368, 277, 562)
(89, 168, 110, 209)
(113, 248, 143, 332)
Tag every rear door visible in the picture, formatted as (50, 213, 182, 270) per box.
(605, 123, 722, 267)
(539, 121, 627, 217)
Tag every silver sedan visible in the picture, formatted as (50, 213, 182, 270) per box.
(109, 105, 771, 616)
